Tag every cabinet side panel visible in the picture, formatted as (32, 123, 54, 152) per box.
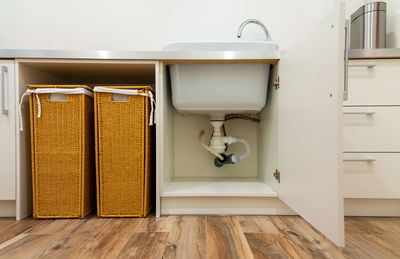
(259, 64, 279, 189)
(157, 63, 176, 217)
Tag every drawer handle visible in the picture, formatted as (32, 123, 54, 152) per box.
(343, 111, 375, 116)
(348, 64, 376, 69)
(343, 158, 375, 162)
(344, 20, 349, 101)
(1, 66, 8, 116)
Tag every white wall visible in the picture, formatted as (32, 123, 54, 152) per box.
(0, 0, 335, 51)
(5, 0, 398, 50)
(346, 0, 400, 48)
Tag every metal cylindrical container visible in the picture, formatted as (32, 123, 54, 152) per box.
(350, 2, 386, 49)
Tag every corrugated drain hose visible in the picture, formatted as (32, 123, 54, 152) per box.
(232, 137, 251, 161)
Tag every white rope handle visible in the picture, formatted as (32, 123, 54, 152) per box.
(18, 88, 93, 131)
(93, 87, 156, 126)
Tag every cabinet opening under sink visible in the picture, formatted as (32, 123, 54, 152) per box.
(159, 63, 280, 200)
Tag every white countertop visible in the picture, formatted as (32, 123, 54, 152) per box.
(0, 49, 281, 61)
(2, 48, 400, 61)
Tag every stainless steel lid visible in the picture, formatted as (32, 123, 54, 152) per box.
(351, 2, 387, 22)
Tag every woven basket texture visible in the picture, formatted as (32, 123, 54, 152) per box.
(30, 85, 95, 219)
(95, 86, 153, 217)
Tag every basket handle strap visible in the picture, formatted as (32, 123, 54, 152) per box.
(18, 88, 93, 131)
(93, 87, 156, 126)
(18, 89, 35, 131)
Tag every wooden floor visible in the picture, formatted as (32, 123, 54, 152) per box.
(0, 214, 399, 259)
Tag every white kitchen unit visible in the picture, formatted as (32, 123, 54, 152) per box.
(9, 1, 346, 247)
(0, 60, 16, 217)
(157, 2, 345, 247)
(343, 59, 400, 216)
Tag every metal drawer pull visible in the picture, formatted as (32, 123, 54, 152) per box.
(343, 20, 349, 101)
(343, 158, 375, 162)
(1, 66, 8, 116)
(348, 64, 376, 69)
(343, 111, 375, 115)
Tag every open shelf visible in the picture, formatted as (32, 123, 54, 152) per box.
(161, 178, 277, 197)
(16, 59, 158, 219)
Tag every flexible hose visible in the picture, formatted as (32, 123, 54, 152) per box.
(199, 130, 224, 160)
(232, 137, 251, 161)
(225, 114, 260, 123)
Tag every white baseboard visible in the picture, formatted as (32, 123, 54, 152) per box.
(162, 197, 400, 217)
(161, 197, 296, 216)
(344, 198, 400, 217)
(0, 200, 16, 217)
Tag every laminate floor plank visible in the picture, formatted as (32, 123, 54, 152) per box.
(26, 215, 111, 259)
(271, 216, 345, 259)
(345, 217, 389, 235)
(372, 234, 400, 256)
(206, 216, 253, 259)
(245, 232, 301, 259)
(163, 216, 207, 259)
(361, 217, 400, 236)
(342, 233, 400, 259)
(0, 233, 54, 259)
(71, 218, 143, 259)
(0, 218, 45, 245)
(0, 218, 14, 229)
(0, 215, 399, 258)
(237, 216, 280, 234)
(117, 232, 169, 259)
(26, 218, 84, 234)
(136, 214, 178, 233)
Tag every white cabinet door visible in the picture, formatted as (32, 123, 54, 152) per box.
(276, 1, 344, 246)
(0, 60, 15, 200)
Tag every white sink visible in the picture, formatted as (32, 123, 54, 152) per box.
(162, 41, 279, 51)
(163, 41, 278, 115)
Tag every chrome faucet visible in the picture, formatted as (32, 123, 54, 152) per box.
(237, 19, 271, 41)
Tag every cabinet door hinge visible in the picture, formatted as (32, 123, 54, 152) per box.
(273, 76, 280, 90)
(273, 169, 280, 183)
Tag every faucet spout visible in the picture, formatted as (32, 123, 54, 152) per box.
(237, 19, 271, 41)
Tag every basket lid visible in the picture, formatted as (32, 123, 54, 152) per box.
(93, 85, 153, 93)
(28, 85, 93, 91)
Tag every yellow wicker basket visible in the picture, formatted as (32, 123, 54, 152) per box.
(94, 86, 154, 217)
(29, 85, 95, 219)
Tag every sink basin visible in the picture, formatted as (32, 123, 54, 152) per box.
(162, 41, 279, 51)
(163, 41, 278, 115)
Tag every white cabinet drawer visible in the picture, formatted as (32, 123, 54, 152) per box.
(343, 153, 400, 198)
(346, 59, 400, 105)
(343, 107, 400, 152)
(0, 60, 15, 200)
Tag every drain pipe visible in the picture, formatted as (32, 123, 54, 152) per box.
(232, 137, 251, 161)
(199, 130, 224, 160)
(199, 114, 252, 167)
(214, 136, 251, 167)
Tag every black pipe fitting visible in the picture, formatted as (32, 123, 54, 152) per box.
(214, 154, 236, 167)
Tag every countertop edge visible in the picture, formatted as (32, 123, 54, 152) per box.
(349, 48, 400, 59)
(0, 49, 281, 61)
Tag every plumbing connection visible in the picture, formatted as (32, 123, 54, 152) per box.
(199, 115, 252, 167)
